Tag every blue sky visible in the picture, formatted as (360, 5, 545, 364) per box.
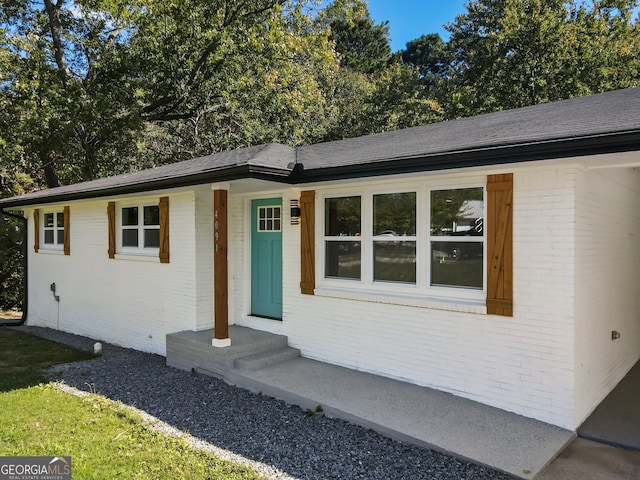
(366, 0, 468, 51)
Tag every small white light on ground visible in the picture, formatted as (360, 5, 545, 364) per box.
(94, 342, 103, 355)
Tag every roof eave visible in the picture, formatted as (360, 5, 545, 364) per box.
(292, 130, 640, 183)
(0, 164, 293, 209)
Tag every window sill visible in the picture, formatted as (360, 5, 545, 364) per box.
(114, 253, 160, 263)
(37, 248, 64, 255)
(314, 286, 487, 314)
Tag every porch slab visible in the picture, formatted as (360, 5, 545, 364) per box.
(166, 326, 288, 376)
(578, 360, 640, 450)
(224, 357, 574, 480)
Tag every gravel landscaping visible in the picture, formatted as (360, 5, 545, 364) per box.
(20, 326, 514, 480)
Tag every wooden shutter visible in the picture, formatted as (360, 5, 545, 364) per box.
(107, 202, 116, 259)
(159, 197, 170, 263)
(63, 206, 70, 255)
(33, 208, 40, 253)
(300, 190, 315, 295)
(486, 174, 513, 316)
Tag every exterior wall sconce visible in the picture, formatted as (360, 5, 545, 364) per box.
(290, 199, 301, 225)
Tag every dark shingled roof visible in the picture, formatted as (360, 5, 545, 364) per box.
(295, 87, 640, 179)
(2, 88, 639, 208)
(0, 143, 296, 207)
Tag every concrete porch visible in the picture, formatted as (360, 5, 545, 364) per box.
(166, 325, 300, 377)
(166, 326, 574, 479)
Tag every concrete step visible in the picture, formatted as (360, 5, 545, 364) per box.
(235, 346, 300, 371)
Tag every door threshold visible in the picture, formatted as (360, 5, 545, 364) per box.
(250, 314, 282, 321)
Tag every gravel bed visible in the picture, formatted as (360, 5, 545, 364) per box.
(20, 326, 514, 480)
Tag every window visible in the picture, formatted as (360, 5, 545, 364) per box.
(373, 192, 416, 283)
(120, 205, 160, 251)
(43, 211, 64, 247)
(108, 197, 169, 262)
(258, 206, 282, 232)
(322, 184, 485, 295)
(430, 188, 484, 289)
(325, 196, 361, 280)
(35, 206, 69, 255)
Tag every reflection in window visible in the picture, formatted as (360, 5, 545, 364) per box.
(325, 197, 361, 280)
(374, 192, 416, 236)
(325, 197, 361, 236)
(431, 188, 483, 236)
(430, 187, 484, 289)
(373, 192, 417, 283)
(374, 241, 416, 283)
(326, 241, 361, 280)
(431, 241, 483, 288)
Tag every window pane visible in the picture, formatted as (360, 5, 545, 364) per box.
(373, 192, 416, 236)
(44, 213, 54, 228)
(57, 230, 64, 245)
(325, 241, 361, 279)
(274, 207, 281, 220)
(431, 241, 483, 288)
(144, 229, 160, 248)
(122, 229, 138, 247)
(122, 207, 138, 226)
(374, 241, 416, 283)
(56, 212, 64, 227)
(144, 206, 159, 226)
(325, 197, 361, 236)
(431, 188, 484, 236)
(44, 230, 54, 244)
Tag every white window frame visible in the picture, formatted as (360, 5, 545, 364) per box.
(40, 209, 64, 251)
(116, 202, 160, 256)
(317, 178, 486, 305)
(257, 205, 282, 232)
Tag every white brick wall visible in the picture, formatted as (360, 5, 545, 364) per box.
(228, 167, 580, 428)
(574, 165, 640, 425)
(26, 191, 199, 354)
(22, 159, 640, 430)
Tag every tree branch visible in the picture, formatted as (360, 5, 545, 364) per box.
(44, 0, 70, 88)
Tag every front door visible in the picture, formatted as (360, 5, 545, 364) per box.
(251, 198, 283, 319)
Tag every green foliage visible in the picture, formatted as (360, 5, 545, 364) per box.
(318, 0, 392, 73)
(439, 0, 640, 117)
(402, 33, 453, 87)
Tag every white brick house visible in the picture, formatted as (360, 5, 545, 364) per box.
(2, 88, 639, 431)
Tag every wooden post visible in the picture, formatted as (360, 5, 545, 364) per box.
(213, 189, 230, 346)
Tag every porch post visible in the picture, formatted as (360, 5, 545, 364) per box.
(212, 186, 231, 347)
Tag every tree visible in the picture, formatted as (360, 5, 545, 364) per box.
(138, 1, 342, 162)
(317, 0, 392, 73)
(0, 0, 290, 187)
(401, 33, 453, 83)
(443, 0, 640, 117)
(1, 0, 145, 187)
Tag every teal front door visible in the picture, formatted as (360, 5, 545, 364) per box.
(251, 198, 283, 319)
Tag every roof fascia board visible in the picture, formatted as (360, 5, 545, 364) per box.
(292, 131, 640, 183)
(0, 165, 293, 209)
(2, 130, 638, 209)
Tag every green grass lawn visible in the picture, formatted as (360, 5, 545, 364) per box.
(0, 328, 266, 479)
(0, 327, 95, 391)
